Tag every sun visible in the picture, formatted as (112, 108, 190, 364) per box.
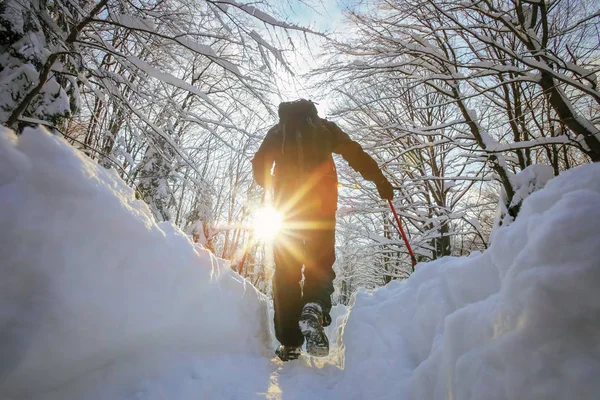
(253, 206, 283, 241)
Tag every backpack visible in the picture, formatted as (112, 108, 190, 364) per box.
(277, 100, 332, 176)
(278, 99, 319, 122)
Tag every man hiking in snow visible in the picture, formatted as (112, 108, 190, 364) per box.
(252, 99, 394, 361)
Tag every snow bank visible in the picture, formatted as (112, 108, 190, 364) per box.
(494, 163, 554, 232)
(0, 127, 272, 398)
(339, 162, 600, 399)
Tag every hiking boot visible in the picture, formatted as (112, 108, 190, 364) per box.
(299, 302, 329, 357)
(275, 345, 302, 361)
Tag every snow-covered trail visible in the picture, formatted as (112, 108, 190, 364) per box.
(38, 350, 343, 399)
(36, 309, 351, 399)
(1, 126, 599, 400)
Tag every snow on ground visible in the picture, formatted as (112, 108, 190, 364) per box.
(0, 127, 272, 399)
(1, 126, 599, 400)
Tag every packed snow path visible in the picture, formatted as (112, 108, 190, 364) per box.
(1, 127, 599, 400)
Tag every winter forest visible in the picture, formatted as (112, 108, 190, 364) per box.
(4, 0, 599, 299)
(1, 0, 600, 398)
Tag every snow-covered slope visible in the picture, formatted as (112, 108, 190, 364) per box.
(340, 161, 600, 399)
(0, 126, 599, 400)
(0, 127, 272, 398)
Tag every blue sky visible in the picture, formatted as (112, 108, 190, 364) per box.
(265, 0, 359, 116)
(282, 0, 348, 31)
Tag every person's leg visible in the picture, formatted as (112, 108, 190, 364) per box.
(302, 216, 336, 326)
(272, 233, 305, 347)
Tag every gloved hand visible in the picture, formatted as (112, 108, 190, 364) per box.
(376, 179, 394, 200)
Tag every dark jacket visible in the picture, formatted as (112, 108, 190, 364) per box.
(252, 118, 388, 218)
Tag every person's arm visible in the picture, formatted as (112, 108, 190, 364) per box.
(251, 125, 281, 188)
(324, 120, 394, 200)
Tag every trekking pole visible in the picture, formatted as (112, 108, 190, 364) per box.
(388, 199, 417, 272)
(237, 190, 267, 275)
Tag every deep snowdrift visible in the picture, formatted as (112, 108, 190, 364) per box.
(0, 126, 599, 400)
(0, 127, 272, 398)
